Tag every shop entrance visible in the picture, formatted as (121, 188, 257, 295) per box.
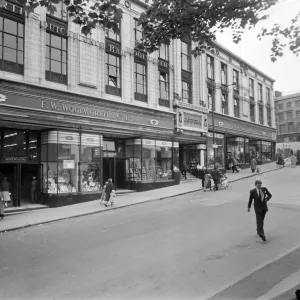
(102, 158, 115, 186)
(0, 163, 41, 207)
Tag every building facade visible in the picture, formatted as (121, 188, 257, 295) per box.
(0, 0, 276, 208)
(274, 92, 300, 154)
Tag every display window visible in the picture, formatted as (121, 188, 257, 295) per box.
(207, 133, 225, 169)
(173, 143, 180, 171)
(41, 131, 102, 195)
(125, 139, 175, 183)
(227, 137, 245, 164)
(249, 140, 261, 161)
(261, 141, 272, 161)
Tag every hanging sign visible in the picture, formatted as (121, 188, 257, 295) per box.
(63, 160, 75, 169)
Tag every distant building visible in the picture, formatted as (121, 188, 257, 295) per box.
(274, 92, 300, 154)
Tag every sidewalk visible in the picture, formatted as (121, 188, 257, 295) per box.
(0, 160, 290, 233)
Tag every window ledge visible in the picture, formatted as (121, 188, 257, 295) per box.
(78, 83, 97, 89)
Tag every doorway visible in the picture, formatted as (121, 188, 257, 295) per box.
(102, 158, 115, 186)
(0, 163, 40, 207)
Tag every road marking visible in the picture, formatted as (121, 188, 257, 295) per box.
(202, 242, 300, 300)
(256, 269, 300, 300)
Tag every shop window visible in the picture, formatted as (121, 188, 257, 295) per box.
(0, 16, 24, 74)
(221, 92, 228, 115)
(207, 55, 214, 79)
(245, 138, 250, 164)
(259, 104, 264, 124)
(221, 62, 227, 85)
(46, 31, 67, 84)
(28, 131, 38, 162)
(249, 140, 261, 161)
(80, 134, 101, 193)
(47, 1, 67, 20)
(181, 41, 191, 72)
(182, 80, 192, 104)
(173, 143, 179, 171)
(41, 131, 102, 195)
(134, 61, 147, 102)
(159, 71, 169, 107)
(261, 141, 272, 161)
(234, 98, 240, 118)
(156, 141, 173, 180)
(250, 103, 255, 122)
(207, 133, 225, 169)
(227, 137, 245, 165)
(126, 139, 174, 182)
(105, 52, 121, 96)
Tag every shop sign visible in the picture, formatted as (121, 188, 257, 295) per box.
(103, 152, 116, 158)
(177, 110, 207, 133)
(206, 132, 224, 139)
(3, 156, 28, 162)
(63, 160, 75, 169)
(149, 119, 159, 126)
(82, 134, 102, 147)
(156, 141, 172, 147)
(143, 139, 155, 146)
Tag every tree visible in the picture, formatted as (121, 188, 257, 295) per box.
(138, 0, 300, 61)
(0, 0, 123, 36)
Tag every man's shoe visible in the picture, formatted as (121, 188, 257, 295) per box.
(261, 235, 266, 242)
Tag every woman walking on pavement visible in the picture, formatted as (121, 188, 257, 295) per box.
(0, 177, 11, 220)
(250, 156, 257, 173)
(104, 178, 114, 207)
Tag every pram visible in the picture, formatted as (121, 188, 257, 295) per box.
(217, 175, 229, 190)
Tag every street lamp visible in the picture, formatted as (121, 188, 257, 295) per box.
(211, 81, 237, 167)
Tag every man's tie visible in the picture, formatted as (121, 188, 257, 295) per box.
(259, 189, 264, 203)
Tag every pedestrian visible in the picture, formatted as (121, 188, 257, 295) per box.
(248, 180, 272, 242)
(0, 193, 4, 220)
(181, 161, 187, 180)
(31, 176, 37, 203)
(203, 170, 212, 192)
(290, 154, 297, 168)
(0, 177, 11, 208)
(211, 166, 222, 191)
(232, 157, 239, 173)
(104, 178, 114, 207)
(250, 156, 257, 173)
(100, 181, 108, 204)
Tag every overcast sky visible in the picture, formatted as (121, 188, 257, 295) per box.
(215, 0, 300, 95)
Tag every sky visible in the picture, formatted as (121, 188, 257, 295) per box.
(215, 0, 300, 95)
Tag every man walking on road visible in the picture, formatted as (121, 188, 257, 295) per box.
(248, 180, 272, 242)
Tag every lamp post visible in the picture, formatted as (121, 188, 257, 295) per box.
(210, 82, 236, 167)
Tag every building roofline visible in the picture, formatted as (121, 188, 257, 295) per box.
(212, 41, 276, 83)
(274, 92, 300, 101)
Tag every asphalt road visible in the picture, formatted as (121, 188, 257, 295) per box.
(0, 167, 300, 300)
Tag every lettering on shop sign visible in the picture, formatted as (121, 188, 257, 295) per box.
(41, 101, 133, 122)
(3, 156, 28, 162)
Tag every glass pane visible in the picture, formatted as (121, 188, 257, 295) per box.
(46, 33, 50, 46)
(51, 48, 61, 61)
(156, 143, 172, 180)
(137, 84, 144, 94)
(0, 32, 2, 46)
(108, 54, 117, 66)
(80, 163, 101, 192)
(62, 51, 67, 63)
(136, 63, 144, 74)
(18, 37, 23, 51)
(103, 141, 115, 151)
(45, 58, 50, 71)
(4, 34, 17, 49)
(142, 140, 156, 181)
(108, 76, 117, 87)
(28, 132, 38, 161)
(4, 19, 17, 35)
(0, 46, 2, 59)
(51, 60, 61, 73)
(3, 47, 17, 62)
(18, 51, 23, 64)
(137, 74, 144, 85)
(182, 42, 188, 55)
(51, 35, 61, 49)
(18, 23, 24, 37)
(62, 63, 67, 75)
(108, 65, 117, 77)
(182, 55, 188, 70)
(0, 17, 2, 31)
(62, 38, 67, 50)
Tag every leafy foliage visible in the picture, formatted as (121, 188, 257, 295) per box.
(2, 0, 122, 35)
(138, 0, 300, 61)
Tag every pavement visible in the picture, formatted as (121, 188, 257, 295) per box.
(0, 159, 290, 234)
(0, 163, 299, 300)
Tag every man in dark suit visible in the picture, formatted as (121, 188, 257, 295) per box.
(248, 180, 272, 241)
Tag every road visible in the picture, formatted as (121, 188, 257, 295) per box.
(0, 166, 300, 299)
